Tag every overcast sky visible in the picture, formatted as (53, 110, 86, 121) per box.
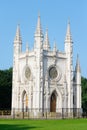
(0, 0, 87, 78)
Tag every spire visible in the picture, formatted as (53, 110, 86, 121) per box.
(65, 20, 73, 43)
(53, 41, 57, 52)
(26, 42, 29, 52)
(75, 54, 81, 73)
(14, 24, 22, 44)
(35, 14, 43, 37)
(43, 28, 50, 50)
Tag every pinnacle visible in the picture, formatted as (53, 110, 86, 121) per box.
(53, 41, 57, 51)
(67, 20, 71, 35)
(45, 29, 49, 44)
(26, 42, 29, 52)
(14, 24, 22, 43)
(35, 15, 43, 36)
(76, 54, 81, 73)
(43, 28, 50, 50)
(65, 20, 73, 43)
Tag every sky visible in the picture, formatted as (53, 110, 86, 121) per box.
(0, 0, 87, 78)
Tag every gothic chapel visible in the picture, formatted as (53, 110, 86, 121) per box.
(11, 15, 81, 118)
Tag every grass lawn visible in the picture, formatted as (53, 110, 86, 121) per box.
(0, 118, 87, 130)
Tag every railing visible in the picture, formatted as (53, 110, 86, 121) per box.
(0, 110, 11, 115)
(0, 108, 82, 119)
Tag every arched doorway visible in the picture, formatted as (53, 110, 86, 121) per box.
(50, 92, 56, 112)
(22, 91, 28, 112)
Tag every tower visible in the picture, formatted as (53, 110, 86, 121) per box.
(65, 21, 73, 116)
(12, 25, 22, 112)
(34, 15, 44, 113)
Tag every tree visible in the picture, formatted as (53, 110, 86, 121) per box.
(0, 68, 12, 110)
(81, 76, 87, 113)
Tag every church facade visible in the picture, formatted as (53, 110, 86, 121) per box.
(11, 16, 81, 118)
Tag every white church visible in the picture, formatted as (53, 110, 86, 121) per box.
(11, 15, 82, 118)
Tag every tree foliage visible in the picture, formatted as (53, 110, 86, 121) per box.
(81, 76, 87, 113)
(0, 68, 12, 110)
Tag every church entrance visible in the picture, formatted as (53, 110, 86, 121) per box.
(22, 91, 28, 112)
(50, 92, 56, 112)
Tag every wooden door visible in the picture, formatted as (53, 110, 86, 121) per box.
(50, 93, 56, 112)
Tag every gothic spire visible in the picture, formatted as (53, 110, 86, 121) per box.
(14, 24, 22, 44)
(75, 54, 81, 73)
(26, 42, 29, 52)
(43, 28, 50, 50)
(65, 20, 73, 43)
(53, 41, 57, 52)
(35, 14, 43, 37)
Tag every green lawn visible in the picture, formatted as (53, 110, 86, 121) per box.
(0, 119, 87, 130)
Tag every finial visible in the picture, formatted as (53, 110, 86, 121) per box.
(38, 12, 40, 18)
(65, 18, 73, 43)
(46, 27, 48, 32)
(18, 23, 20, 27)
(34, 13, 43, 38)
(68, 18, 70, 25)
(36, 14, 41, 33)
(76, 54, 79, 65)
(45, 28, 49, 43)
(67, 19, 71, 35)
(53, 40, 57, 52)
(76, 54, 81, 73)
(43, 28, 50, 50)
(26, 42, 29, 52)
